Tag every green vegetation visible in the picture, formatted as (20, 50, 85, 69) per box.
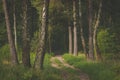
(97, 29, 117, 54)
(0, 50, 80, 80)
(0, 0, 120, 80)
(63, 53, 120, 80)
(0, 51, 119, 80)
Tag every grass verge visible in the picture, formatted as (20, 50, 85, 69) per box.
(63, 53, 119, 80)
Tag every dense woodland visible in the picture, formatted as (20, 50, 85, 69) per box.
(0, 0, 120, 80)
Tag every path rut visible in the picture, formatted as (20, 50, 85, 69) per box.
(50, 55, 90, 80)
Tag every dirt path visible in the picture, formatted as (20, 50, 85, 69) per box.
(50, 55, 90, 80)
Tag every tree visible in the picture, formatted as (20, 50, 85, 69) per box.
(65, 1, 73, 54)
(13, 0, 17, 50)
(2, 0, 18, 65)
(88, 0, 94, 60)
(68, 25, 73, 54)
(73, 0, 78, 56)
(93, 0, 102, 61)
(78, 0, 88, 58)
(34, 0, 50, 69)
(22, 0, 31, 67)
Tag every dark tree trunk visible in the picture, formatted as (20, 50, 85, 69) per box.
(68, 25, 73, 54)
(48, 31, 52, 53)
(88, 0, 94, 60)
(34, 0, 50, 69)
(73, 0, 78, 56)
(2, 0, 18, 65)
(93, 0, 102, 61)
(78, 0, 88, 58)
(22, 0, 31, 67)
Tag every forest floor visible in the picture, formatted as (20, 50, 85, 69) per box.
(50, 55, 90, 80)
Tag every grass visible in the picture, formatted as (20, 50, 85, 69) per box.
(0, 45, 119, 80)
(0, 53, 62, 80)
(0, 51, 80, 80)
(63, 53, 120, 80)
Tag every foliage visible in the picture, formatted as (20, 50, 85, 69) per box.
(0, 53, 81, 80)
(0, 44, 10, 63)
(0, 0, 120, 80)
(97, 29, 117, 54)
(63, 53, 117, 80)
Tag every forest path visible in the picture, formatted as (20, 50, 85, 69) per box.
(50, 55, 90, 80)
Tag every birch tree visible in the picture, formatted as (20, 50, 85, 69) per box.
(34, 0, 50, 69)
(93, 0, 102, 61)
(2, 0, 18, 65)
(88, 0, 94, 60)
(73, 0, 78, 56)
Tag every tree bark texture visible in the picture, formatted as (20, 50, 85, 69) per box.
(78, 0, 88, 58)
(88, 0, 94, 60)
(73, 0, 78, 56)
(2, 0, 18, 65)
(13, 0, 17, 50)
(68, 26, 73, 54)
(22, 0, 31, 67)
(34, 0, 49, 69)
(93, 0, 102, 61)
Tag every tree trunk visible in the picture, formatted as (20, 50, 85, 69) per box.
(22, 0, 31, 67)
(48, 31, 52, 53)
(68, 25, 73, 54)
(93, 0, 102, 61)
(2, 0, 18, 65)
(73, 0, 78, 56)
(13, 0, 17, 50)
(88, 0, 94, 60)
(34, 0, 50, 69)
(78, 0, 88, 58)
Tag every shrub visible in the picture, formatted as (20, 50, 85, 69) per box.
(0, 44, 10, 63)
(97, 29, 116, 54)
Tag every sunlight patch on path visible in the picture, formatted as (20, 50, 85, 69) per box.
(50, 55, 90, 80)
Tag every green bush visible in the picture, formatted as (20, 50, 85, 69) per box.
(0, 44, 10, 63)
(97, 29, 116, 54)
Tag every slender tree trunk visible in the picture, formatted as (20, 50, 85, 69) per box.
(68, 25, 73, 54)
(66, 2, 73, 54)
(2, 0, 18, 65)
(73, 0, 78, 56)
(13, 0, 17, 50)
(93, 0, 102, 61)
(22, 0, 31, 67)
(34, 0, 50, 69)
(88, 0, 94, 60)
(48, 31, 51, 53)
(78, 0, 88, 58)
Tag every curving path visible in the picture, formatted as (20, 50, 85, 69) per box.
(50, 55, 90, 80)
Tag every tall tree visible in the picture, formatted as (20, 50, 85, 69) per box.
(2, 0, 18, 65)
(93, 0, 102, 61)
(88, 0, 94, 60)
(22, 0, 31, 67)
(13, 0, 17, 50)
(78, 0, 88, 57)
(34, 0, 50, 69)
(68, 25, 73, 54)
(73, 0, 78, 56)
(66, 1, 73, 54)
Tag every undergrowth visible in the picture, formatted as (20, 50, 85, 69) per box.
(63, 53, 120, 80)
(0, 44, 119, 80)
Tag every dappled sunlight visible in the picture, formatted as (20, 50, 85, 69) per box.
(2, 60, 10, 65)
